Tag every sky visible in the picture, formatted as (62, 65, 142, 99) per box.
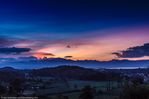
(0, 0, 149, 61)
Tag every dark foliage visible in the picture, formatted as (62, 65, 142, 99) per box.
(9, 78, 25, 96)
(0, 67, 24, 82)
(79, 85, 94, 99)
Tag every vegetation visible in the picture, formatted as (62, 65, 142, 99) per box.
(8, 78, 25, 96)
(122, 85, 149, 99)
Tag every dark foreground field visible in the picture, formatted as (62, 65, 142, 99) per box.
(0, 66, 149, 99)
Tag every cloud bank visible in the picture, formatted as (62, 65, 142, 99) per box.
(113, 43, 149, 58)
(0, 47, 31, 54)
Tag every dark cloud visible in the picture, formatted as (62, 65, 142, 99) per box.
(113, 43, 149, 58)
(66, 45, 71, 48)
(39, 52, 55, 56)
(18, 56, 37, 61)
(0, 47, 31, 54)
(64, 56, 73, 59)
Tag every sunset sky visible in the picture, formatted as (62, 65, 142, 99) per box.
(0, 0, 149, 61)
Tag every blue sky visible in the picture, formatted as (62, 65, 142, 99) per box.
(0, 0, 149, 34)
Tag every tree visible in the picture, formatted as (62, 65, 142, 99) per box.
(79, 85, 94, 99)
(131, 76, 144, 86)
(0, 85, 6, 95)
(122, 85, 149, 99)
(9, 78, 24, 96)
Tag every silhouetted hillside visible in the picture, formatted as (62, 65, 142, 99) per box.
(0, 67, 24, 82)
(0, 67, 17, 71)
(30, 65, 121, 81)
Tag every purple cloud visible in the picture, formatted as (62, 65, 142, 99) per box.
(113, 43, 149, 58)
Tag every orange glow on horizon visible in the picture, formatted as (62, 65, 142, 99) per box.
(31, 27, 149, 61)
